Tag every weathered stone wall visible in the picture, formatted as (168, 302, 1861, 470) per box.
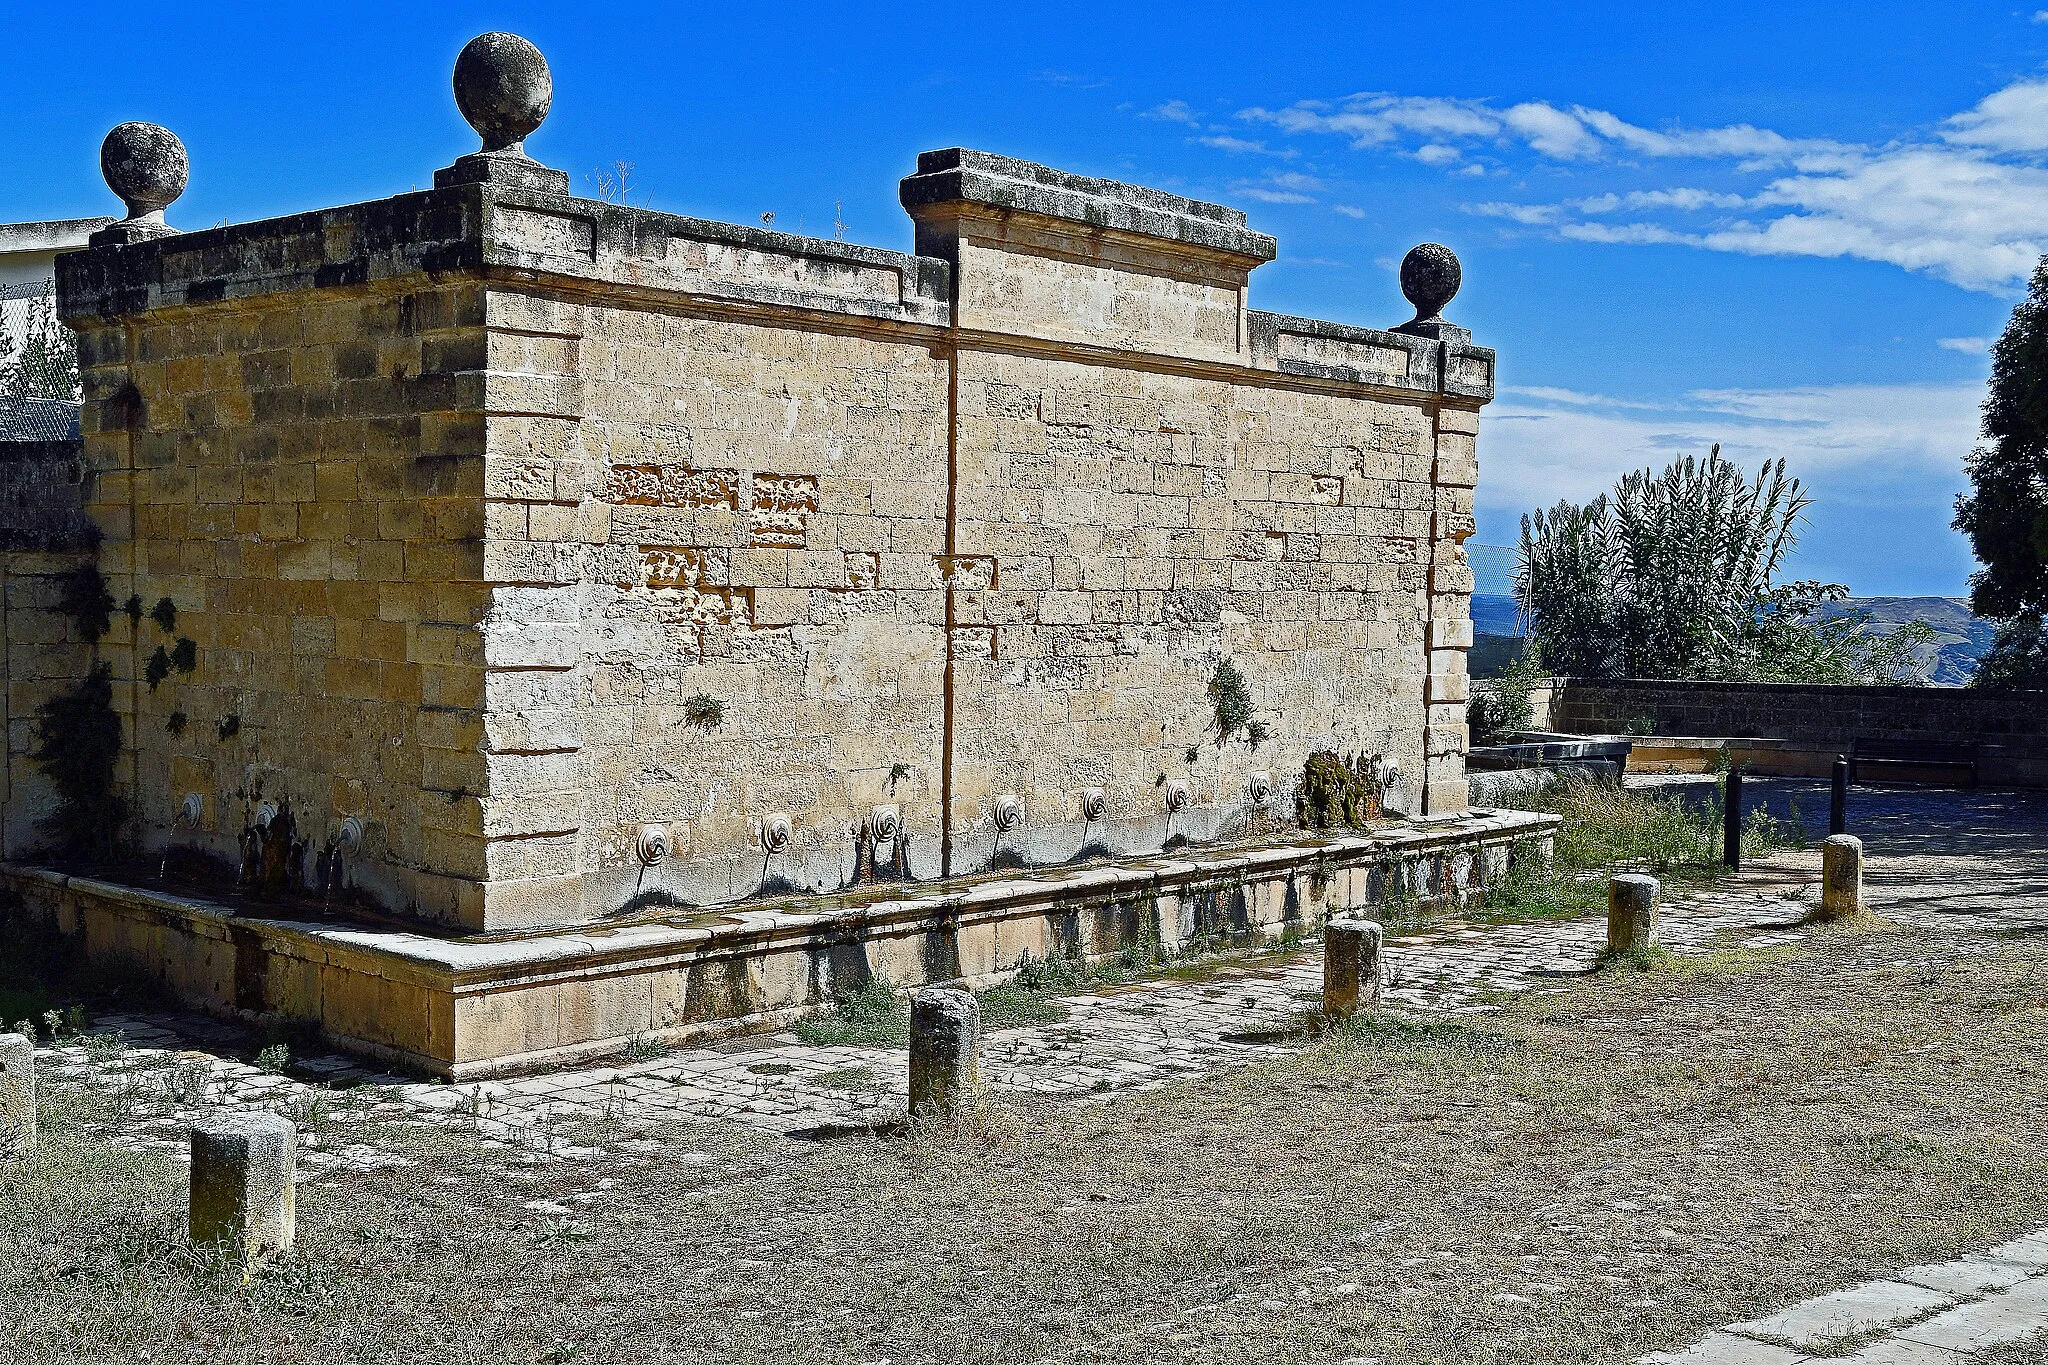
(0, 435, 99, 855)
(68, 277, 494, 923)
(944, 351, 1439, 868)
(1553, 678, 2048, 787)
(48, 152, 1492, 931)
(497, 291, 954, 917)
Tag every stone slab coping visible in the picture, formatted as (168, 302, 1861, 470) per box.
(57, 183, 953, 329)
(0, 218, 114, 253)
(900, 147, 1278, 263)
(1, 809, 1556, 989)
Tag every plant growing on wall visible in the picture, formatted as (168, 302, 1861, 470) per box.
(683, 693, 724, 729)
(1295, 752, 1386, 829)
(1207, 660, 1269, 745)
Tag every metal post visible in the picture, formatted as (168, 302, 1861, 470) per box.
(1723, 767, 1742, 872)
(1830, 758, 1848, 836)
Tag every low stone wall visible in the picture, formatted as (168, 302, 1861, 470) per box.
(1552, 678, 2048, 787)
(0, 809, 1555, 1077)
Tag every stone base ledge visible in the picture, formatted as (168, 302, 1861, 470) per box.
(0, 809, 1557, 1080)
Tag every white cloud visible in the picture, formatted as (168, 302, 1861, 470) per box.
(1937, 336, 1992, 353)
(1239, 94, 1500, 148)
(1479, 382, 1981, 512)
(1333, 204, 1367, 218)
(1503, 385, 1669, 410)
(1557, 221, 1698, 246)
(1467, 201, 1564, 226)
(1581, 187, 1749, 212)
(1569, 106, 1853, 167)
(1195, 134, 1280, 154)
(1503, 102, 1601, 159)
(1233, 171, 1322, 204)
(1221, 75, 2048, 291)
(1944, 79, 2048, 151)
(1145, 99, 1199, 123)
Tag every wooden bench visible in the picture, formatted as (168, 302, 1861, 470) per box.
(1847, 738, 1980, 788)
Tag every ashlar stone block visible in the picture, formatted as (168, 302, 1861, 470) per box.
(0, 1033, 32, 1158)
(189, 1111, 297, 1262)
(909, 987, 980, 1118)
(1820, 834, 1863, 920)
(1607, 873, 1659, 953)
(1322, 918, 1384, 1018)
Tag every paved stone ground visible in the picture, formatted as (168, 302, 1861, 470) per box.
(15, 777, 2047, 1169)
(1646, 1229, 2048, 1363)
(27, 877, 1817, 1168)
(14, 779, 2048, 1354)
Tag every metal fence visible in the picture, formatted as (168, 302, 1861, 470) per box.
(1468, 542, 1516, 598)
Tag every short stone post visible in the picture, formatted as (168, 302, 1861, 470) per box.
(1820, 834, 1864, 920)
(189, 1112, 297, 1263)
(1607, 874, 1660, 954)
(1323, 918, 1384, 1019)
(1, 1033, 33, 1158)
(908, 988, 979, 1120)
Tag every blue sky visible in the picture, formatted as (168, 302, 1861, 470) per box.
(8, 1, 2043, 597)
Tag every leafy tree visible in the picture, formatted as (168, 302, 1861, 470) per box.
(1973, 615, 2048, 691)
(1519, 447, 1930, 684)
(1467, 642, 1548, 744)
(1955, 256, 2048, 690)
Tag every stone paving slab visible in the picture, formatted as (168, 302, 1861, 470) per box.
(18, 876, 1818, 1174)
(1650, 1238, 2048, 1364)
(1726, 1280, 1955, 1351)
(1645, 1331, 1812, 1364)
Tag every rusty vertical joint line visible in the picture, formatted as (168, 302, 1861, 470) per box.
(939, 329, 960, 879)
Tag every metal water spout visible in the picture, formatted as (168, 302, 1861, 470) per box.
(163, 791, 204, 880)
(992, 794, 1023, 834)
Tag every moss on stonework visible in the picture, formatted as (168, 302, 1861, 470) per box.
(1295, 752, 1385, 829)
(31, 661, 124, 861)
(143, 646, 171, 691)
(170, 638, 196, 673)
(683, 693, 724, 730)
(148, 597, 177, 631)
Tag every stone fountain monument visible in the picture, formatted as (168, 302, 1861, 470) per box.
(1, 34, 1553, 1076)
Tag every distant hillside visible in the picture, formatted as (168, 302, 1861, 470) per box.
(1813, 597, 1996, 686)
(1471, 594, 1524, 638)
(1468, 594, 1993, 685)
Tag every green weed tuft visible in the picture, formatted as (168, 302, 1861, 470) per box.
(795, 979, 908, 1048)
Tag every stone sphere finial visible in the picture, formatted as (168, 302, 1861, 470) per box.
(100, 122, 188, 226)
(453, 32, 553, 156)
(1399, 243, 1462, 325)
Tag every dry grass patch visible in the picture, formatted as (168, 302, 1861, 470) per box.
(4, 922, 2047, 1364)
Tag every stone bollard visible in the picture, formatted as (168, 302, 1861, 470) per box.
(1607, 874, 1660, 954)
(1820, 834, 1864, 920)
(1322, 918, 1384, 1019)
(189, 1112, 297, 1263)
(1, 1033, 33, 1158)
(908, 988, 979, 1120)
